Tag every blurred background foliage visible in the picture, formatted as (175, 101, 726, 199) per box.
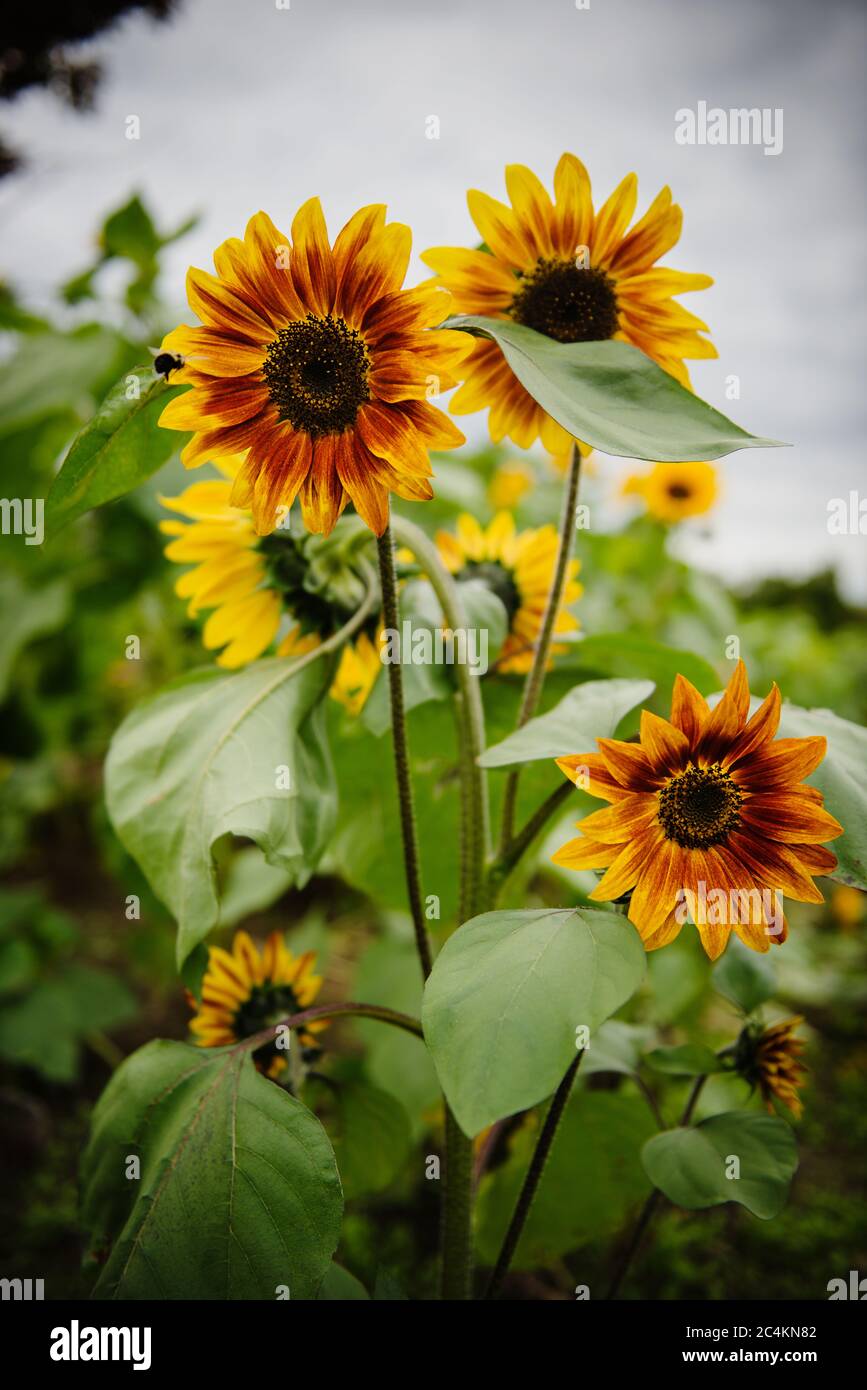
(0, 199, 865, 1300)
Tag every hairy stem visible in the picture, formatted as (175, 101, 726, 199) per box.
(497, 443, 582, 854)
(245, 1000, 424, 1056)
(377, 521, 433, 980)
(388, 513, 489, 1300)
(485, 1049, 584, 1299)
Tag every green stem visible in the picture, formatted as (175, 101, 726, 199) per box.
(488, 779, 573, 902)
(377, 520, 433, 980)
(245, 1000, 425, 1054)
(390, 514, 490, 912)
(388, 514, 488, 1300)
(605, 1073, 708, 1300)
(497, 443, 583, 855)
(485, 1049, 584, 1299)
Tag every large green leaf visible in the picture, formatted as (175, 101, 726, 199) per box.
(82, 1040, 342, 1299)
(421, 907, 646, 1136)
(445, 316, 785, 460)
(326, 1078, 412, 1199)
(105, 657, 337, 966)
(642, 1111, 798, 1218)
(46, 366, 188, 534)
(476, 1092, 655, 1266)
(478, 677, 653, 768)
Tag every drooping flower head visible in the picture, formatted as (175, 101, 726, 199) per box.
(735, 1017, 808, 1119)
(623, 460, 718, 522)
(435, 512, 581, 675)
(158, 201, 469, 537)
(160, 458, 380, 712)
(553, 662, 842, 959)
(422, 154, 716, 453)
(189, 930, 327, 1078)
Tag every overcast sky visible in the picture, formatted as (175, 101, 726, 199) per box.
(2, 0, 865, 594)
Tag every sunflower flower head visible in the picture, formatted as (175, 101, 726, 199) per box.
(623, 460, 718, 522)
(422, 153, 716, 453)
(160, 458, 381, 711)
(435, 511, 581, 674)
(734, 1017, 807, 1119)
(487, 460, 535, 510)
(157, 199, 470, 537)
(189, 929, 327, 1080)
(553, 661, 843, 959)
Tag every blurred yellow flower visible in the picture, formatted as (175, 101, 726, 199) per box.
(189, 929, 328, 1078)
(160, 457, 380, 712)
(623, 460, 718, 522)
(738, 1017, 808, 1119)
(435, 511, 581, 674)
(487, 461, 534, 510)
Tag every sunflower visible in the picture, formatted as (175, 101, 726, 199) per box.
(421, 154, 715, 453)
(552, 661, 842, 959)
(160, 458, 381, 711)
(435, 512, 581, 674)
(735, 1017, 807, 1119)
(156, 200, 469, 538)
(189, 930, 327, 1077)
(623, 461, 718, 522)
(487, 460, 535, 510)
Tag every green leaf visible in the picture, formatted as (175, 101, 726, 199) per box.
(0, 325, 133, 438)
(581, 1020, 655, 1077)
(81, 1040, 342, 1298)
(478, 677, 653, 768)
(476, 1092, 655, 1266)
(0, 576, 69, 701)
(713, 935, 777, 1013)
(101, 195, 161, 265)
(46, 367, 188, 534)
(421, 907, 646, 1135)
(646, 1043, 727, 1076)
(218, 847, 293, 930)
(445, 316, 785, 460)
(328, 1079, 412, 1199)
(316, 1263, 370, 1300)
(0, 965, 136, 1082)
(642, 1111, 798, 1218)
(352, 934, 440, 1130)
(105, 657, 337, 967)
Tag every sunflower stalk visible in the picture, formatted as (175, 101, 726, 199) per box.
(496, 442, 583, 860)
(485, 1049, 585, 1299)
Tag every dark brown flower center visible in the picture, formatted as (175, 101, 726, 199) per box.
(262, 314, 370, 436)
(657, 762, 743, 849)
(456, 560, 522, 623)
(668, 483, 692, 499)
(509, 258, 619, 343)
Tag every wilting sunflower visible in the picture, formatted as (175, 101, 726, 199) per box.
(623, 461, 718, 522)
(735, 1017, 807, 1118)
(160, 458, 381, 711)
(553, 661, 842, 959)
(435, 512, 581, 674)
(157, 199, 469, 537)
(189, 929, 327, 1078)
(421, 153, 715, 453)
